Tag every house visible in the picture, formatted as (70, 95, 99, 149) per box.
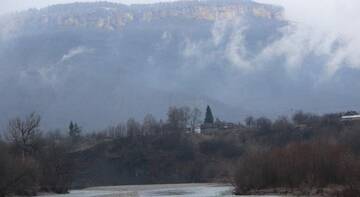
(341, 115, 360, 121)
(200, 121, 241, 135)
(200, 123, 218, 135)
(186, 125, 202, 134)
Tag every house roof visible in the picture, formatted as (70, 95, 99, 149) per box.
(341, 115, 360, 119)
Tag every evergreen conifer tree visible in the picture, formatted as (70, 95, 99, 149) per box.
(69, 121, 81, 140)
(204, 105, 214, 124)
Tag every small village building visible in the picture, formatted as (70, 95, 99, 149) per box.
(341, 115, 360, 121)
(194, 127, 201, 134)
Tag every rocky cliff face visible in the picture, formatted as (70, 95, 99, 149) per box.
(7, 1, 283, 32)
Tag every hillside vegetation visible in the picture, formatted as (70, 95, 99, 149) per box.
(1, 107, 360, 196)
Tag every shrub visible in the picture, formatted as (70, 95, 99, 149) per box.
(233, 141, 360, 195)
(0, 147, 38, 197)
(38, 141, 74, 194)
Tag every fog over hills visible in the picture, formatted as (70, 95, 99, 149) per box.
(0, 0, 359, 129)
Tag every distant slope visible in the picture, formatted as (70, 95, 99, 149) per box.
(0, 0, 359, 129)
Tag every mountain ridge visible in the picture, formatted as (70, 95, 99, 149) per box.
(0, 0, 359, 129)
(3, 0, 283, 34)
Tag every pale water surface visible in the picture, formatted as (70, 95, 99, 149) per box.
(38, 183, 280, 197)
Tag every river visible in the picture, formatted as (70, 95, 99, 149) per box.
(38, 183, 281, 197)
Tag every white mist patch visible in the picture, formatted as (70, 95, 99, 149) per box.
(225, 21, 253, 71)
(61, 46, 94, 62)
(258, 24, 340, 74)
(182, 19, 254, 72)
(184, 11, 360, 81)
(212, 20, 229, 46)
(0, 13, 27, 42)
(256, 0, 360, 78)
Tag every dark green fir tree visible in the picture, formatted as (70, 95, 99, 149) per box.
(204, 105, 214, 124)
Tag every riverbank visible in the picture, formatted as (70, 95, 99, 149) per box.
(239, 186, 360, 197)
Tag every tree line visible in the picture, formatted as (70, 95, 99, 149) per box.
(0, 106, 208, 196)
(1, 107, 360, 196)
(234, 111, 360, 196)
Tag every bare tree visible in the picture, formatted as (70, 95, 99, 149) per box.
(189, 108, 202, 133)
(6, 113, 41, 159)
(105, 123, 127, 138)
(127, 118, 142, 137)
(245, 116, 255, 128)
(142, 114, 159, 136)
(167, 106, 190, 132)
(255, 117, 272, 131)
